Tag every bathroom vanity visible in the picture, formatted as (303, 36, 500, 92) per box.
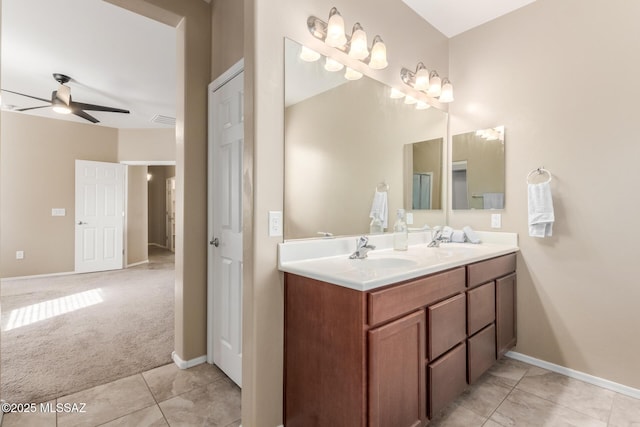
(279, 233, 518, 427)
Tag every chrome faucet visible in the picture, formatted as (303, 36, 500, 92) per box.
(349, 236, 376, 259)
(428, 227, 449, 248)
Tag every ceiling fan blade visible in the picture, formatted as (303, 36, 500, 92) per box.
(1, 89, 52, 104)
(73, 109, 100, 124)
(16, 105, 51, 112)
(71, 101, 129, 114)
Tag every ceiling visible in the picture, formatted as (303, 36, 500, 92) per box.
(0, 0, 536, 129)
(402, 0, 537, 38)
(0, 0, 176, 129)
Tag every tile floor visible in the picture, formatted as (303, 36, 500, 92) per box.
(3, 356, 640, 426)
(2, 363, 240, 427)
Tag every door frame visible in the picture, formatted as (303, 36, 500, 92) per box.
(207, 58, 245, 366)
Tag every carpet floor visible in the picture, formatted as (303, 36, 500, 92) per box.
(0, 247, 175, 403)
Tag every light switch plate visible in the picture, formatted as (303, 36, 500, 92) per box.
(268, 211, 283, 237)
(52, 208, 66, 216)
(491, 213, 502, 229)
(405, 212, 414, 225)
(16, 251, 24, 260)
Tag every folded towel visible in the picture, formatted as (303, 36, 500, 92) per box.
(369, 190, 388, 228)
(528, 182, 554, 238)
(483, 192, 504, 209)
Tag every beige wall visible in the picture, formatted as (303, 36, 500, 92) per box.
(118, 128, 176, 162)
(106, 0, 212, 363)
(449, 0, 640, 388)
(285, 77, 446, 239)
(127, 165, 149, 265)
(0, 112, 118, 278)
(148, 165, 176, 246)
(211, 0, 244, 80)
(249, 0, 449, 424)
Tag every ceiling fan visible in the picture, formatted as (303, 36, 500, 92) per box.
(1, 73, 130, 124)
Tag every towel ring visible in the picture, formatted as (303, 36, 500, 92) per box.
(526, 167, 552, 184)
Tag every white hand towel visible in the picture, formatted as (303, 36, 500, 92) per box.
(369, 191, 388, 228)
(483, 192, 504, 209)
(528, 181, 554, 238)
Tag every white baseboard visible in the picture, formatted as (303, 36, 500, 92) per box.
(126, 260, 149, 268)
(172, 351, 207, 370)
(148, 243, 168, 249)
(506, 351, 640, 399)
(1, 270, 76, 282)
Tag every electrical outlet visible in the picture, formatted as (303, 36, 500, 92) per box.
(52, 208, 66, 216)
(491, 213, 502, 229)
(405, 212, 414, 225)
(16, 250, 24, 260)
(268, 211, 283, 237)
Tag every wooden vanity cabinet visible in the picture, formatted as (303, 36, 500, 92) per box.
(284, 252, 517, 426)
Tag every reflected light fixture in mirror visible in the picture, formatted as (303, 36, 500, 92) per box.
(325, 57, 344, 72)
(345, 67, 363, 80)
(404, 95, 418, 105)
(401, 63, 454, 103)
(300, 46, 321, 62)
(390, 88, 405, 99)
(307, 7, 388, 70)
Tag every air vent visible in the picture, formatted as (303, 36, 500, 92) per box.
(151, 114, 176, 126)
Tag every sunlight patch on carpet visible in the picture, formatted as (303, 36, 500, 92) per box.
(3, 288, 104, 331)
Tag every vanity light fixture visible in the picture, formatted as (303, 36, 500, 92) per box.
(307, 7, 388, 70)
(416, 101, 431, 110)
(404, 95, 418, 105)
(400, 63, 454, 103)
(439, 78, 454, 103)
(389, 88, 405, 99)
(324, 57, 344, 72)
(427, 71, 442, 97)
(299, 46, 321, 62)
(344, 67, 363, 80)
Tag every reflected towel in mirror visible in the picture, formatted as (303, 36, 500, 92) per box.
(483, 193, 504, 209)
(370, 190, 388, 228)
(528, 182, 554, 238)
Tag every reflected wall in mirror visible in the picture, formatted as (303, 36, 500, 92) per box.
(451, 126, 505, 210)
(284, 38, 447, 240)
(403, 138, 443, 211)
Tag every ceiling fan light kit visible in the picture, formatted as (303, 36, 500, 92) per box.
(1, 73, 130, 124)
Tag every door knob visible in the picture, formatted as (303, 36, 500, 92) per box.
(210, 237, 220, 247)
(77, 221, 87, 225)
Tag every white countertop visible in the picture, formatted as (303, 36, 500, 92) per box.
(278, 231, 519, 291)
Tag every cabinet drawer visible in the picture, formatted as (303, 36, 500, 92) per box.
(369, 267, 465, 327)
(467, 282, 495, 336)
(467, 253, 516, 288)
(428, 342, 467, 419)
(428, 293, 466, 361)
(468, 324, 496, 384)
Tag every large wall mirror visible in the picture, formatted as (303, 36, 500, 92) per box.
(451, 126, 505, 210)
(284, 38, 447, 240)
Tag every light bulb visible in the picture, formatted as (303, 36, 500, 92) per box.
(324, 57, 344, 72)
(439, 78, 454, 103)
(52, 105, 72, 114)
(344, 67, 363, 80)
(348, 23, 369, 60)
(300, 46, 321, 62)
(404, 95, 417, 105)
(428, 71, 442, 97)
(389, 88, 405, 99)
(368, 36, 388, 69)
(416, 101, 431, 110)
(325, 8, 347, 48)
(414, 64, 429, 91)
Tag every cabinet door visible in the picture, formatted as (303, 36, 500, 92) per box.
(369, 310, 427, 427)
(428, 293, 466, 360)
(496, 273, 517, 357)
(428, 342, 467, 418)
(467, 281, 495, 336)
(468, 323, 496, 384)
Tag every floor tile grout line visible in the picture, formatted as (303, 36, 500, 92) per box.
(513, 387, 610, 423)
(140, 371, 172, 427)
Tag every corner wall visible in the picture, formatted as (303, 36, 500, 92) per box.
(0, 112, 118, 278)
(127, 165, 149, 265)
(448, 0, 640, 388)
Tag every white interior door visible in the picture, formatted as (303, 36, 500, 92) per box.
(166, 177, 176, 252)
(207, 62, 244, 387)
(75, 160, 125, 273)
